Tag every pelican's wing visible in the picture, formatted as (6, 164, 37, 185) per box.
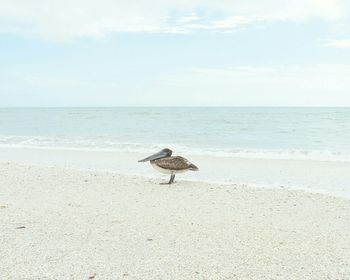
(154, 156, 193, 170)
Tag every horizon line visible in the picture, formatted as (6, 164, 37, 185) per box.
(1, 106, 350, 109)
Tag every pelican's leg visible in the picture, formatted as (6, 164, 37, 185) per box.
(169, 174, 175, 184)
(160, 174, 175, 185)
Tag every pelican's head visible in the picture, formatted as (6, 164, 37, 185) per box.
(138, 148, 172, 162)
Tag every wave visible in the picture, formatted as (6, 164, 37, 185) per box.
(0, 135, 350, 162)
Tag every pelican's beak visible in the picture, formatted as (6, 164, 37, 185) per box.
(138, 150, 169, 162)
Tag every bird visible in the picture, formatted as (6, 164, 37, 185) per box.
(138, 148, 199, 184)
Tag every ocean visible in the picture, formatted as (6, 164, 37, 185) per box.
(0, 107, 349, 162)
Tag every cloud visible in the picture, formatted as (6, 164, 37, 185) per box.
(2, 64, 350, 106)
(323, 38, 350, 48)
(0, 71, 123, 106)
(0, 0, 347, 41)
(156, 64, 350, 106)
(177, 15, 201, 24)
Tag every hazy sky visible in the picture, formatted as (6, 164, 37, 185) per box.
(1, 0, 350, 106)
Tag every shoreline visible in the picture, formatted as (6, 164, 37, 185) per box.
(1, 162, 350, 279)
(1, 146, 350, 199)
(1, 159, 349, 202)
(2, 143, 350, 163)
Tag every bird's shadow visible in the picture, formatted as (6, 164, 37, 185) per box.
(159, 181, 176, 185)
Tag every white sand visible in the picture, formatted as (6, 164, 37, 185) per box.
(2, 146, 350, 198)
(1, 162, 350, 279)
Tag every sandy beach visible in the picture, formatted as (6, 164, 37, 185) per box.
(2, 0, 350, 276)
(1, 162, 350, 279)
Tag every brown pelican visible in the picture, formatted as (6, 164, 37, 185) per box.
(138, 148, 199, 184)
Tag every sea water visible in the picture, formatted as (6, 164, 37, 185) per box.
(0, 107, 349, 162)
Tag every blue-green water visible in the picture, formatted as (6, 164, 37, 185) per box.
(0, 107, 349, 161)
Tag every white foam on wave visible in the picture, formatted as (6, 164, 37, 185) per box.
(1, 135, 350, 162)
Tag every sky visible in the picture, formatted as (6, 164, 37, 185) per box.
(0, 0, 350, 107)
